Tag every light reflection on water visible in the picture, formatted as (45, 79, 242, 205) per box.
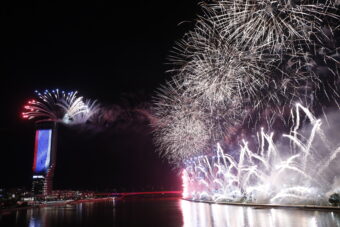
(1, 198, 340, 227)
(180, 200, 340, 227)
(26, 202, 97, 227)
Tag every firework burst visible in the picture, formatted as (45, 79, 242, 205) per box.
(22, 89, 98, 124)
(169, 5, 339, 129)
(204, 0, 339, 52)
(153, 0, 339, 165)
(171, 20, 277, 113)
(152, 81, 214, 163)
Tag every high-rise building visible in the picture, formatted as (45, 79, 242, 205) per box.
(31, 122, 58, 196)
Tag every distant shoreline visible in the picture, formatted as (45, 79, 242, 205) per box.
(0, 197, 114, 215)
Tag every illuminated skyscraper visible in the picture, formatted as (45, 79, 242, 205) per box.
(31, 122, 58, 195)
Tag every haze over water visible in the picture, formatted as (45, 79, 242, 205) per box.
(1, 198, 339, 227)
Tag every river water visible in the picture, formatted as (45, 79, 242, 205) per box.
(1, 198, 339, 227)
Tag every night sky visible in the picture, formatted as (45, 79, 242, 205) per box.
(1, 0, 200, 191)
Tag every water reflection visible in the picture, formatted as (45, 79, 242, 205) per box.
(1, 199, 116, 227)
(181, 200, 340, 227)
(1, 198, 339, 227)
(28, 218, 41, 227)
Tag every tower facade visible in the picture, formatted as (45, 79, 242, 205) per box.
(31, 121, 58, 196)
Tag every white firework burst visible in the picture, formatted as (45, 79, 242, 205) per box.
(153, 81, 213, 163)
(205, 0, 339, 52)
(171, 20, 277, 116)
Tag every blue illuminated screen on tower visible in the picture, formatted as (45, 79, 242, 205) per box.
(33, 129, 52, 173)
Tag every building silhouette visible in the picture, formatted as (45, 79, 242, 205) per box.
(31, 122, 58, 195)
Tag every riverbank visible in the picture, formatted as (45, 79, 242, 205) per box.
(184, 198, 340, 211)
(0, 197, 114, 215)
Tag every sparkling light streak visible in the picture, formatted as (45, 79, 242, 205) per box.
(182, 105, 340, 205)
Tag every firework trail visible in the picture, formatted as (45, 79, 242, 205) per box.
(22, 89, 99, 124)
